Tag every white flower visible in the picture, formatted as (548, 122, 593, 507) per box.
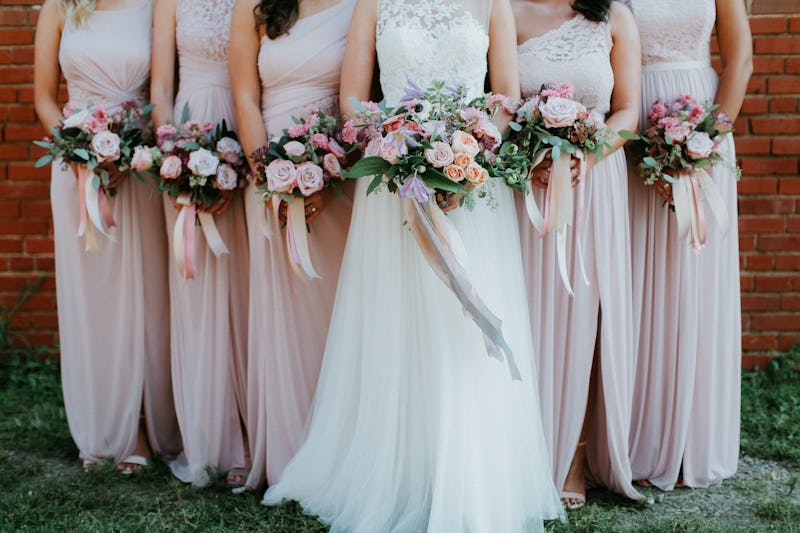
(686, 131, 715, 159)
(283, 140, 307, 158)
(187, 148, 220, 177)
(90, 130, 121, 163)
(539, 96, 583, 128)
(131, 145, 154, 171)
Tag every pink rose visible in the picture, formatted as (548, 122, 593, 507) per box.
(665, 124, 691, 144)
(215, 163, 239, 190)
(310, 133, 330, 151)
(216, 137, 242, 164)
(465, 163, 488, 186)
(685, 131, 715, 159)
(90, 130, 121, 163)
(296, 162, 325, 196)
(539, 96, 583, 128)
(473, 121, 502, 150)
(265, 159, 297, 193)
(187, 148, 220, 177)
(423, 141, 454, 168)
(131, 145, 154, 171)
(160, 155, 182, 180)
(85, 116, 108, 134)
(283, 140, 307, 158)
(364, 137, 382, 158)
(657, 117, 680, 130)
(452, 151, 473, 168)
(443, 164, 466, 182)
(327, 138, 346, 160)
(450, 130, 480, 158)
(322, 153, 341, 177)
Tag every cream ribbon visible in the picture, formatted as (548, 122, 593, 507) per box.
(173, 193, 230, 280)
(668, 169, 729, 251)
(285, 198, 321, 281)
(76, 165, 115, 253)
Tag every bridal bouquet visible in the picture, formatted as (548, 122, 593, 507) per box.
(503, 82, 611, 295)
(342, 81, 522, 380)
(136, 110, 248, 279)
(250, 107, 348, 280)
(34, 101, 152, 252)
(624, 94, 736, 249)
(343, 80, 502, 211)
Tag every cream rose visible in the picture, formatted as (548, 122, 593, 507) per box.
(539, 96, 582, 128)
(443, 164, 466, 182)
(423, 141, 454, 168)
(296, 162, 324, 196)
(322, 153, 341, 177)
(215, 163, 239, 190)
(187, 148, 220, 177)
(216, 137, 242, 164)
(265, 159, 297, 193)
(450, 130, 480, 158)
(665, 124, 692, 144)
(283, 140, 307, 158)
(686, 131, 715, 160)
(159, 155, 182, 180)
(131, 145, 154, 171)
(465, 163, 488, 185)
(90, 130, 121, 163)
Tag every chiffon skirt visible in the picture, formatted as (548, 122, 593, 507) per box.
(52, 164, 180, 464)
(517, 149, 641, 500)
(628, 63, 741, 490)
(243, 182, 351, 488)
(263, 180, 563, 532)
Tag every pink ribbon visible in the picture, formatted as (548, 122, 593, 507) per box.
(669, 168, 728, 252)
(173, 195, 197, 280)
(76, 165, 88, 239)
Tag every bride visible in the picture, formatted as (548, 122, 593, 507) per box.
(263, 0, 563, 530)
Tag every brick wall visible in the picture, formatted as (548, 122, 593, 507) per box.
(1, 1, 798, 363)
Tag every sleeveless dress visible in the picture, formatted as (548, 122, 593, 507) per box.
(165, 0, 250, 487)
(241, 0, 354, 489)
(263, 1, 563, 530)
(52, 1, 180, 464)
(624, 0, 740, 490)
(516, 15, 640, 500)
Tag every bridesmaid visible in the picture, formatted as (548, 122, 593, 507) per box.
(150, 0, 250, 487)
(625, 0, 751, 490)
(512, 0, 642, 506)
(229, 0, 354, 488)
(33, 0, 180, 472)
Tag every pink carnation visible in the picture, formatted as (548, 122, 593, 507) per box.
(648, 101, 669, 124)
(310, 133, 330, 151)
(287, 123, 309, 138)
(686, 105, 705, 125)
(541, 82, 574, 100)
(341, 120, 358, 144)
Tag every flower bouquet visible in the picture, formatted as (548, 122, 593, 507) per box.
(250, 107, 348, 280)
(343, 81, 521, 380)
(623, 94, 737, 249)
(503, 82, 611, 295)
(34, 101, 152, 252)
(136, 108, 248, 280)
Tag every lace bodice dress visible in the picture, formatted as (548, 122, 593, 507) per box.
(625, 0, 741, 490)
(263, 1, 563, 530)
(515, 14, 641, 500)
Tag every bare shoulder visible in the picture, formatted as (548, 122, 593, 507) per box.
(38, 0, 64, 26)
(609, 1, 637, 37)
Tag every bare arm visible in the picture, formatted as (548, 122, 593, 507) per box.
(604, 2, 641, 156)
(339, 0, 377, 116)
(33, 0, 64, 131)
(150, 0, 178, 128)
(487, 0, 520, 132)
(714, 0, 752, 122)
(230, 0, 267, 171)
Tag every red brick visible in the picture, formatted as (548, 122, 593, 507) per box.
(751, 117, 800, 134)
(773, 137, 800, 155)
(754, 36, 800, 54)
(737, 177, 778, 194)
(739, 215, 784, 233)
(0, 9, 27, 25)
(755, 275, 800, 292)
(738, 197, 796, 215)
(742, 293, 779, 310)
(781, 294, 800, 311)
(751, 314, 800, 331)
(754, 56, 786, 74)
(750, 17, 788, 34)
(735, 137, 771, 155)
(778, 334, 800, 352)
(768, 77, 800, 94)
(0, 28, 33, 45)
(741, 96, 769, 114)
(775, 255, 800, 270)
(757, 235, 800, 251)
(769, 97, 799, 113)
(24, 238, 53, 254)
(741, 158, 798, 175)
(742, 334, 778, 352)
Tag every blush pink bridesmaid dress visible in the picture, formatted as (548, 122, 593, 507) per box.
(52, 1, 181, 465)
(516, 14, 641, 500)
(165, 0, 250, 487)
(625, 0, 741, 490)
(241, 0, 355, 489)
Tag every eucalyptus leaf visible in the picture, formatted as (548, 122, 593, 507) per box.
(34, 155, 53, 168)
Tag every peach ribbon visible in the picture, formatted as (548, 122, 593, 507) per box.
(523, 149, 589, 297)
(669, 168, 729, 251)
(405, 197, 521, 381)
(173, 194, 230, 281)
(261, 195, 320, 281)
(76, 165, 116, 253)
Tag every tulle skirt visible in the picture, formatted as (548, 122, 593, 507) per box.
(628, 63, 741, 490)
(263, 179, 563, 532)
(52, 164, 180, 464)
(517, 150, 640, 500)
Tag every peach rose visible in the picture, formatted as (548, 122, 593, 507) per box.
(452, 151, 473, 168)
(450, 130, 480, 158)
(160, 155, 182, 180)
(465, 163, 488, 186)
(443, 164, 466, 182)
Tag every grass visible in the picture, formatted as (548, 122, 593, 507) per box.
(1, 296, 799, 532)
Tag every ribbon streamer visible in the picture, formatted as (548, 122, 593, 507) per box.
(405, 197, 521, 381)
(172, 195, 231, 280)
(667, 169, 728, 251)
(523, 149, 589, 296)
(285, 198, 320, 281)
(76, 165, 115, 253)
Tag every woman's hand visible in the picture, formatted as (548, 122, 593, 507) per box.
(529, 155, 583, 189)
(437, 192, 462, 213)
(201, 190, 234, 216)
(276, 188, 335, 224)
(653, 180, 673, 205)
(103, 166, 127, 191)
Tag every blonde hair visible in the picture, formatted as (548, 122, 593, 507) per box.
(58, 0, 97, 27)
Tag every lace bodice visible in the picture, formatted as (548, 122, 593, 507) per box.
(622, 0, 715, 65)
(176, 0, 235, 63)
(376, 0, 491, 105)
(518, 15, 614, 115)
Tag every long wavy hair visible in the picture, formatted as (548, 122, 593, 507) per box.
(571, 0, 611, 22)
(58, 0, 96, 27)
(254, 0, 299, 40)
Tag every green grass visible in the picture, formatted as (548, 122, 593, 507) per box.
(1, 337, 800, 531)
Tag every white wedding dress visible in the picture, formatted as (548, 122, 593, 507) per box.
(262, 1, 563, 531)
